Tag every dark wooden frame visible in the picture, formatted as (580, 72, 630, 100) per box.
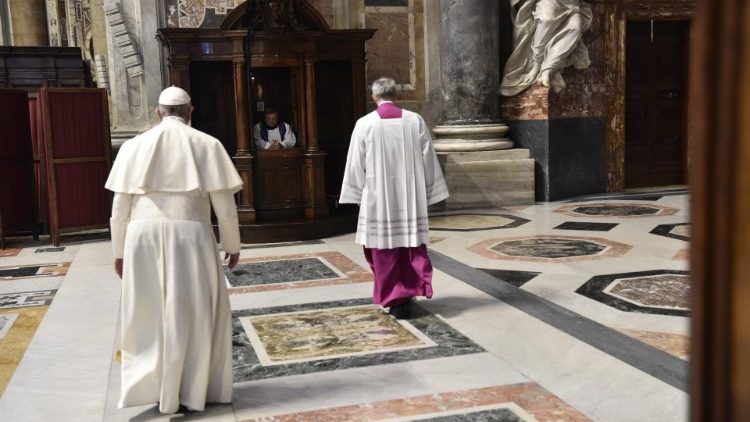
(27, 92, 48, 234)
(157, 0, 373, 242)
(690, 0, 750, 419)
(40, 87, 112, 246)
(588, 0, 695, 191)
(0, 47, 86, 89)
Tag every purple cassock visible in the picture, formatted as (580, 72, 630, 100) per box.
(364, 101, 434, 308)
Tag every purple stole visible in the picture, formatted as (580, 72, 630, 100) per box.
(260, 122, 287, 142)
(376, 102, 403, 119)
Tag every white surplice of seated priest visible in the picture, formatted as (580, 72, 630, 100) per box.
(253, 108, 297, 150)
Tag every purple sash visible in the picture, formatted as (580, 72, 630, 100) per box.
(260, 122, 287, 142)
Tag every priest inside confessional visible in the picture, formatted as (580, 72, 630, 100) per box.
(253, 108, 297, 150)
(250, 74, 297, 151)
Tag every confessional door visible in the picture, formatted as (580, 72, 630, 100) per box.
(625, 20, 690, 188)
(315, 60, 354, 198)
(189, 62, 237, 155)
(249, 67, 299, 134)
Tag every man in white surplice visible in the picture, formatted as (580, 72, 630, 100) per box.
(105, 87, 242, 414)
(340, 78, 449, 319)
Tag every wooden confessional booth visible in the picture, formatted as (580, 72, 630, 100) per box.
(158, 0, 374, 243)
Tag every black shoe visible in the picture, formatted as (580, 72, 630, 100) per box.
(388, 300, 412, 319)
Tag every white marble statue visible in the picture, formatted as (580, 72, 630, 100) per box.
(501, 0, 593, 96)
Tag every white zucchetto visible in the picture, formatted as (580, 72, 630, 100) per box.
(158, 86, 191, 106)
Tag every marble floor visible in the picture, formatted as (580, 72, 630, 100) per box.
(0, 187, 690, 421)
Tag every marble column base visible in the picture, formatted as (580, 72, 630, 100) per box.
(432, 124, 513, 152)
(433, 149, 535, 210)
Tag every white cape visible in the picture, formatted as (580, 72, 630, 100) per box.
(106, 117, 243, 194)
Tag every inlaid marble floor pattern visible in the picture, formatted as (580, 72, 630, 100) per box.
(0, 188, 689, 421)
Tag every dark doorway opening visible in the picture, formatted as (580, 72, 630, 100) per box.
(315, 60, 354, 198)
(249, 67, 298, 138)
(625, 19, 690, 188)
(189, 62, 237, 155)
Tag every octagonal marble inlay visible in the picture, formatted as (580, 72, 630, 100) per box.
(576, 270, 690, 316)
(470, 235, 632, 262)
(605, 274, 689, 310)
(429, 213, 529, 232)
(554, 203, 679, 218)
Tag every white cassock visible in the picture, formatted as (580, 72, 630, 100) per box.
(252, 122, 297, 150)
(105, 116, 242, 414)
(339, 110, 449, 249)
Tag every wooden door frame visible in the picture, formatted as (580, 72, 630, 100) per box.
(690, 0, 750, 419)
(595, 0, 695, 191)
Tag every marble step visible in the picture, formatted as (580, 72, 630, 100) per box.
(435, 152, 536, 209)
(437, 148, 531, 164)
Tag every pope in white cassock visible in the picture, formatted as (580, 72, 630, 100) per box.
(340, 78, 449, 319)
(105, 86, 242, 414)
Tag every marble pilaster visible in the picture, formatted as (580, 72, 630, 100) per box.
(103, 0, 164, 147)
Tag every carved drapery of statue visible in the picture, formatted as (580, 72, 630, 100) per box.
(501, 0, 593, 96)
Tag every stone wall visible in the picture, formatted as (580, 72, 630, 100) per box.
(8, 0, 49, 46)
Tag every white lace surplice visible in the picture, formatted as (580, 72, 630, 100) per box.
(339, 110, 449, 249)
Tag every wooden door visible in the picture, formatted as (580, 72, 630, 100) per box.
(40, 88, 112, 246)
(248, 66, 305, 221)
(625, 20, 690, 188)
(189, 62, 237, 156)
